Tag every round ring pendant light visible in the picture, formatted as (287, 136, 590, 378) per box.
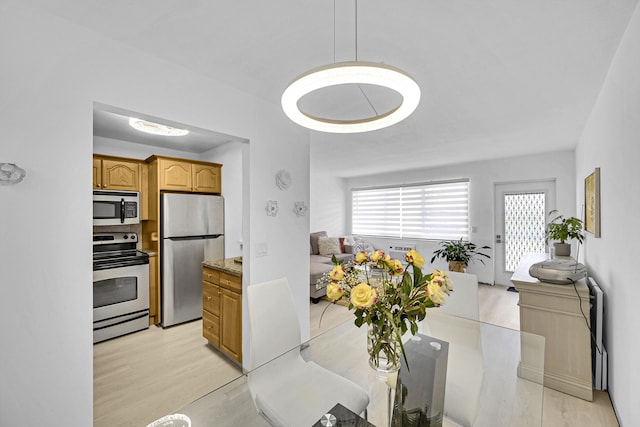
(281, 61, 421, 133)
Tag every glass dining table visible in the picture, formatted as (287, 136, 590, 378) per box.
(172, 311, 545, 427)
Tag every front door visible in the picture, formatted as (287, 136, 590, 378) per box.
(493, 180, 556, 286)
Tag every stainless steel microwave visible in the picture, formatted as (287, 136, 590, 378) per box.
(93, 190, 140, 226)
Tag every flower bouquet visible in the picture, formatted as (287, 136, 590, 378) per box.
(317, 249, 453, 372)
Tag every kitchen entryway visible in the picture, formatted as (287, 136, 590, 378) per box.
(93, 320, 241, 427)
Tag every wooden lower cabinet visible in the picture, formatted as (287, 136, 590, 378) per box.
(148, 255, 158, 325)
(220, 288, 242, 361)
(202, 267, 242, 363)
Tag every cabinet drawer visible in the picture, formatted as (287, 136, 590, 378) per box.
(202, 310, 220, 346)
(219, 272, 241, 292)
(203, 267, 220, 284)
(203, 282, 221, 316)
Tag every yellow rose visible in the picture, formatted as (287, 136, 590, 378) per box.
(350, 282, 377, 308)
(354, 251, 370, 265)
(370, 249, 385, 262)
(326, 283, 345, 301)
(404, 249, 425, 269)
(431, 269, 453, 292)
(387, 259, 404, 276)
(329, 265, 345, 281)
(427, 280, 448, 305)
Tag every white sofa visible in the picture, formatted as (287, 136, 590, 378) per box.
(309, 231, 353, 302)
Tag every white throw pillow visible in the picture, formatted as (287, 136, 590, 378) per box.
(318, 237, 341, 256)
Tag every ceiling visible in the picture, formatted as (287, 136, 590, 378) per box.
(28, 0, 638, 177)
(93, 105, 241, 154)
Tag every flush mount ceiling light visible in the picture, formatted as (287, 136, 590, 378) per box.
(281, 61, 420, 133)
(281, 0, 420, 133)
(128, 117, 189, 136)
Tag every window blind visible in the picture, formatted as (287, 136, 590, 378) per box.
(351, 180, 470, 240)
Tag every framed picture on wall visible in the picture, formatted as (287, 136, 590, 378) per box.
(584, 167, 601, 237)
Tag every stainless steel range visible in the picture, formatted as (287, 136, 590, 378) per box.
(93, 232, 149, 343)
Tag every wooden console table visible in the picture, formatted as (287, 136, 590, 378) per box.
(511, 253, 593, 401)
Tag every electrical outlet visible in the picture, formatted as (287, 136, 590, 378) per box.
(256, 242, 268, 257)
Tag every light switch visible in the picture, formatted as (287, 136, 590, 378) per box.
(256, 242, 268, 257)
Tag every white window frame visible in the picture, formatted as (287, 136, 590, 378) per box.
(351, 179, 470, 241)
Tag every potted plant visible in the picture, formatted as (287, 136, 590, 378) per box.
(430, 238, 491, 272)
(545, 210, 584, 256)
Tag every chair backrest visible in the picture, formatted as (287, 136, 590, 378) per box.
(435, 271, 479, 321)
(247, 277, 302, 369)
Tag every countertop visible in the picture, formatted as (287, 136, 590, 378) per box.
(203, 257, 243, 276)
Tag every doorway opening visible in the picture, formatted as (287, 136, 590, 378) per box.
(494, 180, 555, 287)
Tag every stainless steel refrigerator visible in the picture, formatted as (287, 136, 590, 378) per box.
(161, 193, 224, 327)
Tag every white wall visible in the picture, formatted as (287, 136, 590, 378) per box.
(309, 173, 348, 236)
(0, 2, 310, 425)
(339, 151, 576, 284)
(575, 3, 640, 425)
(94, 135, 202, 161)
(201, 141, 246, 258)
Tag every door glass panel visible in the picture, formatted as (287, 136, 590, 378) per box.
(94, 277, 138, 308)
(504, 192, 546, 272)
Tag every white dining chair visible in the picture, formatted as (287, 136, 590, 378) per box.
(247, 277, 369, 426)
(435, 271, 480, 321)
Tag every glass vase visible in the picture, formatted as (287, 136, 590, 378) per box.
(367, 320, 401, 373)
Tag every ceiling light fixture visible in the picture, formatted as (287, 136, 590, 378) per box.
(281, 0, 420, 133)
(128, 117, 189, 136)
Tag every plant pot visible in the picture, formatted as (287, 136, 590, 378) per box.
(448, 261, 466, 272)
(553, 242, 571, 257)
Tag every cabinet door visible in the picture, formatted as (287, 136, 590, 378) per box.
(148, 256, 158, 325)
(101, 159, 140, 191)
(220, 288, 242, 362)
(92, 158, 102, 189)
(158, 158, 192, 191)
(193, 164, 221, 193)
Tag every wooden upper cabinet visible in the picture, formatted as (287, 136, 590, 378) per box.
(92, 157, 102, 190)
(150, 155, 222, 194)
(193, 164, 221, 193)
(102, 159, 140, 191)
(158, 158, 193, 191)
(93, 155, 140, 191)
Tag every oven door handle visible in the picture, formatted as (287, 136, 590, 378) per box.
(120, 198, 125, 223)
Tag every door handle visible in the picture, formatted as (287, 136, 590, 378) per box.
(496, 234, 502, 244)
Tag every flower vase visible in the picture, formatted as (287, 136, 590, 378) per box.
(367, 320, 401, 373)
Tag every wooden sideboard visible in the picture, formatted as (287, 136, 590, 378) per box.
(202, 259, 242, 364)
(511, 253, 593, 401)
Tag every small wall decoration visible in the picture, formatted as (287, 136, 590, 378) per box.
(584, 167, 601, 237)
(265, 200, 279, 217)
(293, 201, 308, 217)
(275, 169, 292, 190)
(0, 163, 26, 185)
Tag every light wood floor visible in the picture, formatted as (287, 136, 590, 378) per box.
(93, 321, 241, 427)
(94, 284, 618, 426)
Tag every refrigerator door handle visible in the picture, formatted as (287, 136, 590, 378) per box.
(167, 234, 223, 241)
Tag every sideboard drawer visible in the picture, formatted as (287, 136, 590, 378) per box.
(219, 272, 241, 293)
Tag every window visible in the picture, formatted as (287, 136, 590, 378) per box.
(351, 180, 470, 240)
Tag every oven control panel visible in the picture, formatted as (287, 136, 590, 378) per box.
(93, 232, 138, 245)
